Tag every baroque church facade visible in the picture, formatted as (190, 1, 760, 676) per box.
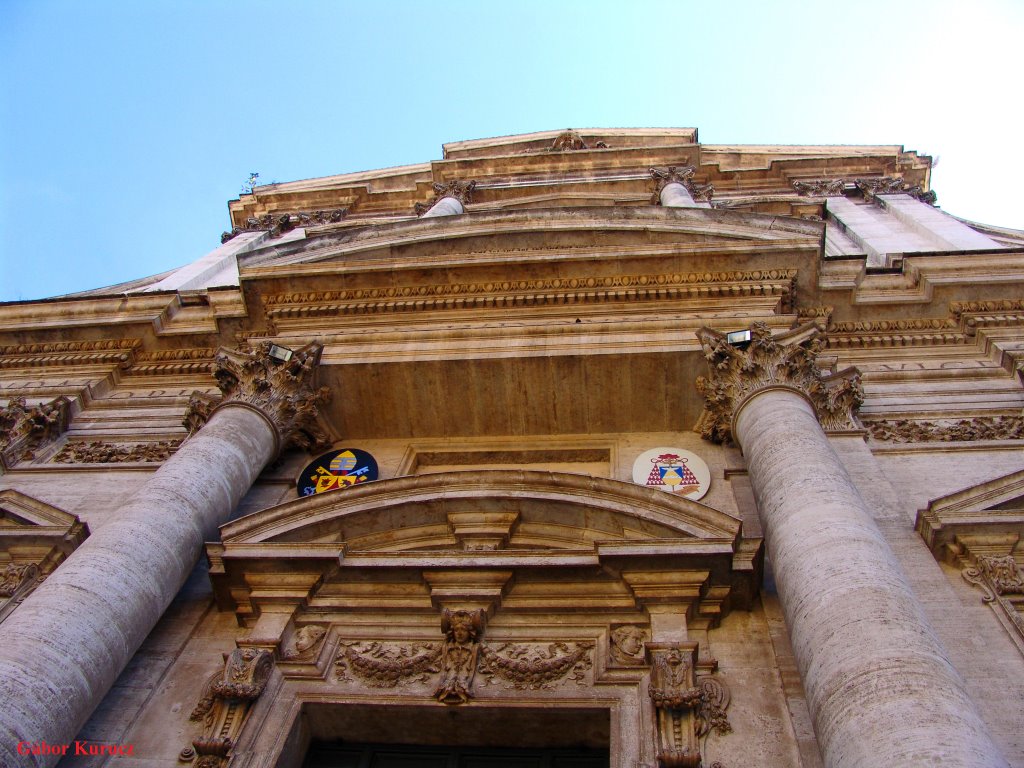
(0, 128, 1022, 768)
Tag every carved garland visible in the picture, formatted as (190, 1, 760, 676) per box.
(694, 322, 863, 445)
(865, 416, 1024, 443)
(334, 610, 594, 705)
(51, 440, 181, 464)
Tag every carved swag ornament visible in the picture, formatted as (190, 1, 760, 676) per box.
(650, 166, 715, 204)
(695, 322, 863, 445)
(52, 440, 180, 464)
(648, 644, 731, 768)
(415, 180, 477, 216)
(549, 130, 607, 151)
(0, 396, 70, 465)
(182, 341, 331, 453)
(334, 609, 594, 704)
(865, 416, 1024, 443)
(186, 648, 273, 768)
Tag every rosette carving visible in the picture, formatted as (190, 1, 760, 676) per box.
(186, 341, 330, 453)
(694, 322, 863, 445)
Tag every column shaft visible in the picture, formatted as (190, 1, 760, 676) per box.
(0, 405, 277, 768)
(421, 196, 465, 217)
(659, 182, 699, 208)
(735, 390, 1006, 768)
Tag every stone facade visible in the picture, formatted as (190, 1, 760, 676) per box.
(0, 128, 1022, 768)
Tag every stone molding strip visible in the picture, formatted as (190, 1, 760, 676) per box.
(263, 269, 797, 320)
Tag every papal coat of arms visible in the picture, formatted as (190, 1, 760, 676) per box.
(631, 448, 711, 500)
(297, 448, 379, 496)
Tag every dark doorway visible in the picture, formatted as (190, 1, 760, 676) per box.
(304, 741, 609, 768)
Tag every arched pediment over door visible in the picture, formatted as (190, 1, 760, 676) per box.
(208, 470, 762, 637)
(198, 471, 762, 768)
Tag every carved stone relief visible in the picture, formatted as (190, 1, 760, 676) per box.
(414, 180, 477, 215)
(281, 624, 327, 661)
(648, 644, 731, 768)
(962, 555, 1024, 645)
(0, 395, 70, 465)
(332, 609, 595, 705)
(549, 130, 607, 151)
(184, 648, 273, 768)
(51, 440, 181, 464)
(694, 322, 863, 445)
(650, 166, 714, 204)
(186, 341, 331, 452)
(865, 416, 1024, 443)
(478, 641, 594, 690)
(0, 563, 41, 624)
(335, 642, 441, 687)
(434, 609, 484, 704)
(792, 179, 847, 197)
(221, 209, 347, 242)
(609, 624, 648, 666)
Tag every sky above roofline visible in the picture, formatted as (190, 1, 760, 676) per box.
(2, 0, 1022, 302)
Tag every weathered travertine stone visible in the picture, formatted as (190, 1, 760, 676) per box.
(0, 343, 326, 768)
(697, 323, 1008, 768)
(418, 180, 476, 218)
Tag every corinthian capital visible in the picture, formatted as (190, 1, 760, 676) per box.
(649, 165, 715, 204)
(694, 323, 863, 445)
(186, 341, 330, 453)
(415, 180, 477, 215)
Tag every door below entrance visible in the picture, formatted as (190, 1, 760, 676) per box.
(304, 741, 609, 768)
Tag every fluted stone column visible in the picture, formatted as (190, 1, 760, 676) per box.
(418, 179, 476, 218)
(0, 342, 329, 768)
(650, 166, 712, 208)
(695, 323, 1007, 768)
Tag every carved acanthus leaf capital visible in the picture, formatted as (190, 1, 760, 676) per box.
(0, 396, 71, 465)
(855, 176, 910, 197)
(694, 322, 863, 445)
(415, 180, 477, 215)
(187, 342, 330, 453)
(650, 166, 714, 204)
(793, 179, 847, 197)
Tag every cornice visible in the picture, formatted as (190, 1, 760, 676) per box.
(262, 269, 798, 323)
(0, 339, 141, 370)
(127, 348, 218, 376)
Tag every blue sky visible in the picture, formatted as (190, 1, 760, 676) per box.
(2, 0, 1023, 302)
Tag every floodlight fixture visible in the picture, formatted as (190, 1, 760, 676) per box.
(267, 344, 294, 363)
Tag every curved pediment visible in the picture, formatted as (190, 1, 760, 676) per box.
(220, 470, 741, 554)
(239, 206, 821, 276)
